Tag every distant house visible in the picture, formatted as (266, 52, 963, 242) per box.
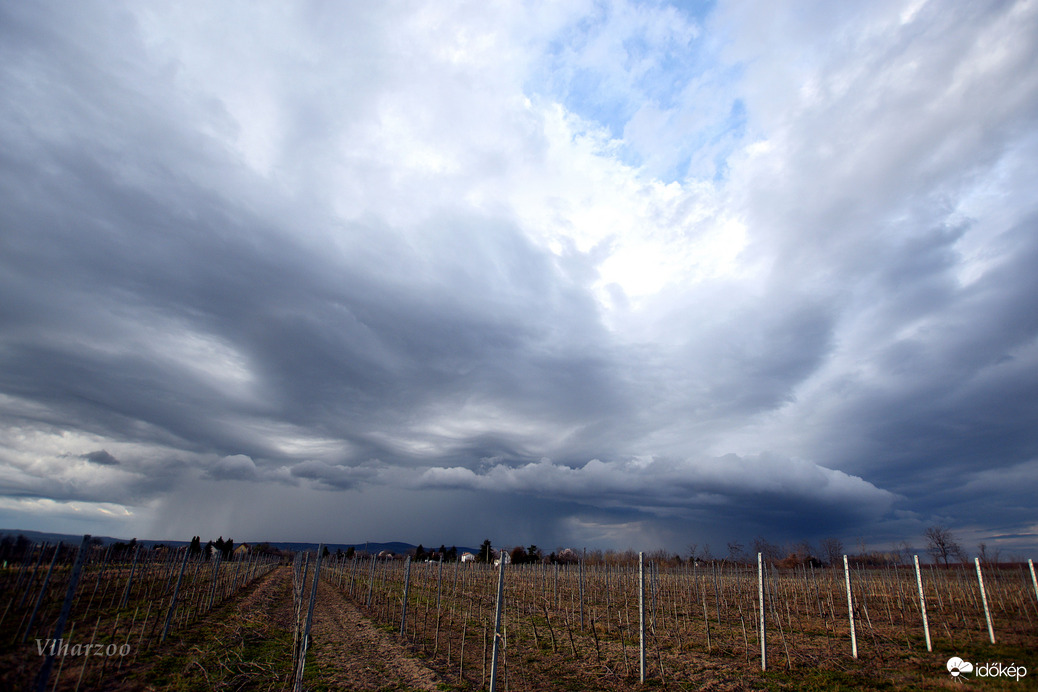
(234, 543, 250, 556)
(378, 550, 395, 559)
(460, 552, 476, 563)
(494, 550, 511, 567)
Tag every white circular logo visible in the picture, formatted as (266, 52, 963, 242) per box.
(947, 657, 974, 677)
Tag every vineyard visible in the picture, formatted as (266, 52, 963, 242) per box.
(322, 553, 1038, 690)
(0, 535, 278, 690)
(0, 535, 1036, 690)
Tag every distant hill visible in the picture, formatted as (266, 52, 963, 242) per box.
(0, 529, 476, 556)
(0, 528, 188, 548)
(233, 540, 480, 556)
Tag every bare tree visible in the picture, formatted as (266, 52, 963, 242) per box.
(820, 537, 844, 565)
(924, 525, 964, 566)
(788, 540, 815, 564)
(977, 543, 1002, 565)
(686, 543, 714, 562)
(793, 540, 814, 559)
(726, 541, 745, 563)
(752, 536, 782, 564)
(890, 540, 912, 566)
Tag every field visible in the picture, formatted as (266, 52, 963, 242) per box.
(1, 538, 1036, 690)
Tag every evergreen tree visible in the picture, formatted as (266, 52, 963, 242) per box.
(477, 539, 493, 563)
(189, 536, 202, 555)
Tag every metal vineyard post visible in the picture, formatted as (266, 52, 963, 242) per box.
(160, 547, 190, 643)
(913, 555, 931, 651)
(975, 557, 995, 644)
(844, 555, 857, 659)
(33, 535, 89, 692)
(23, 543, 60, 643)
(758, 552, 766, 671)
(489, 553, 506, 692)
(400, 556, 412, 636)
(1030, 559, 1038, 606)
(639, 552, 646, 683)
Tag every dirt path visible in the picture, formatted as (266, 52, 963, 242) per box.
(108, 565, 297, 691)
(303, 578, 444, 691)
(11, 564, 451, 690)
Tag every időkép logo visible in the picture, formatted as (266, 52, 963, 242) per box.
(947, 656, 1027, 682)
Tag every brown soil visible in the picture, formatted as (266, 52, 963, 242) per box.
(7, 561, 1034, 691)
(303, 578, 444, 691)
(106, 564, 296, 691)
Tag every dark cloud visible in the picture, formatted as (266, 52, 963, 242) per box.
(0, 1, 1036, 557)
(80, 450, 119, 466)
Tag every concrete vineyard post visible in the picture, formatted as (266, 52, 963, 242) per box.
(913, 555, 932, 651)
(489, 552, 506, 692)
(975, 557, 995, 644)
(33, 535, 90, 692)
(758, 552, 766, 671)
(843, 555, 857, 659)
(639, 552, 646, 683)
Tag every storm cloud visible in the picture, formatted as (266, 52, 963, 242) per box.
(1, 0, 1036, 556)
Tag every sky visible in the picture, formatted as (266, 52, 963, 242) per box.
(1, 0, 1036, 559)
